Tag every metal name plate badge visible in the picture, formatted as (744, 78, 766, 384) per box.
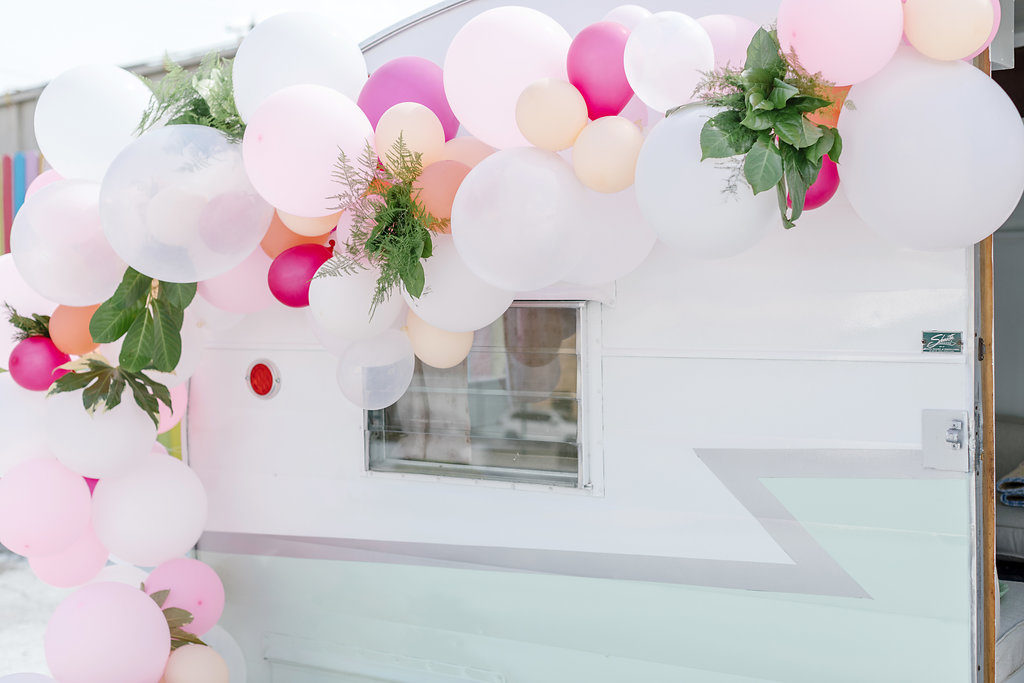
(922, 331, 963, 353)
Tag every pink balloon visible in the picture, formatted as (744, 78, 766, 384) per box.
(8, 337, 69, 391)
(698, 15, 760, 70)
(157, 383, 188, 434)
(45, 582, 170, 683)
(966, 0, 1001, 60)
(358, 56, 459, 141)
(30, 524, 108, 587)
(804, 155, 840, 211)
(24, 169, 62, 200)
(567, 22, 634, 119)
(242, 84, 373, 218)
(198, 247, 276, 313)
(145, 558, 225, 636)
(268, 243, 333, 308)
(84, 477, 98, 495)
(778, 0, 904, 86)
(0, 457, 91, 557)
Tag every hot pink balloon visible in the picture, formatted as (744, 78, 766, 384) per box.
(84, 477, 98, 495)
(8, 337, 69, 391)
(24, 169, 62, 200)
(198, 247, 276, 313)
(157, 383, 188, 434)
(698, 15, 760, 70)
(268, 243, 333, 308)
(777, 0, 904, 86)
(29, 524, 108, 587)
(568, 21, 634, 119)
(788, 155, 841, 211)
(145, 558, 225, 636)
(0, 457, 91, 557)
(45, 582, 170, 683)
(966, 0, 1001, 60)
(358, 56, 459, 141)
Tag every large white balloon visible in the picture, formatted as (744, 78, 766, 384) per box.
(11, 180, 125, 306)
(624, 12, 715, 113)
(92, 453, 208, 567)
(444, 7, 571, 149)
(451, 148, 586, 291)
(202, 626, 248, 683)
(563, 188, 657, 285)
(101, 125, 273, 283)
(307, 266, 406, 342)
(44, 389, 156, 479)
(402, 236, 513, 333)
(232, 12, 367, 122)
(336, 330, 415, 410)
(34, 65, 152, 182)
(635, 107, 777, 258)
(0, 254, 57, 363)
(0, 374, 48, 476)
(841, 48, 1024, 249)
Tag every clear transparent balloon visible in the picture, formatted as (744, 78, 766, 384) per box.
(336, 330, 416, 410)
(308, 266, 406, 342)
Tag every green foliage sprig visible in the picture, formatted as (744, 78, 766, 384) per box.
(50, 357, 172, 428)
(689, 28, 843, 229)
(318, 137, 448, 316)
(4, 303, 51, 341)
(137, 52, 245, 142)
(148, 588, 207, 651)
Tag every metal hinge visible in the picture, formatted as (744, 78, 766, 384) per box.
(978, 337, 986, 362)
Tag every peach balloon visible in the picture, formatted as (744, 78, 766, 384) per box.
(440, 137, 497, 168)
(904, 0, 995, 61)
(515, 79, 589, 152)
(260, 211, 330, 258)
(806, 86, 851, 128)
(163, 644, 230, 683)
(414, 161, 471, 223)
(375, 102, 445, 168)
(405, 310, 474, 369)
(277, 210, 341, 237)
(572, 116, 644, 193)
(48, 304, 100, 356)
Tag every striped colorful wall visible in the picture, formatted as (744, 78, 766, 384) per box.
(0, 151, 44, 254)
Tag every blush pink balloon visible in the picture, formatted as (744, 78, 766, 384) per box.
(358, 56, 459, 141)
(198, 247, 276, 313)
(268, 243, 333, 308)
(157, 383, 188, 435)
(0, 457, 91, 557)
(24, 169, 63, 200)
(788, 155, 840, 211)
(966, 0, 1001, 60)
(45, 581, 170, 683)
(8, 337, 69, 391)
(568, 21, 634, 119)
(698, 15, 760, 70)
(30, 524, 108, 587)
(145, 558, 225, 636)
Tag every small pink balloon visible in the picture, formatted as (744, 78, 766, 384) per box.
(145, 558, 225, 636)
(8, 337, 69, 391)
(0, 457, 91, 557)
(198, 247, 276, 313)
(966, 0, 1001, 60)
(788, 155, 840, 211)
(45, 581, 170, 683)
(698, 15, 760, 70)
(30, 524, 108, 587)
(567, 22, 634, 120)
(358, 56, 460, 141)
(157, 383, 188, 434)
(268, 243, 333, 308)
(24, 169, 63, 200)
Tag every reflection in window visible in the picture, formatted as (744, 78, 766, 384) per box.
(366, 302, 583, 487)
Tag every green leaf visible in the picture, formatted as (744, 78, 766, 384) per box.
(149, 300, 183, 373)
(49, 369, 100, 396)
(809, 127, 835, 163)
(122, 268, 154, 308)
(89, 300, 144, 344)
(776, 182, 794, 229)
(772, 110, 824, 150)
(150, 590, 171, 609)
(125, 374, 160, 427)
(420, 232, 433, 259)
(119, 310, 155, 373)
(769, 78, 800, 109)
(740, 109, 773, 131)
(701, 112, 758, 159)
(158, 281, 197, 309)
(163, 607, 195, 630)
(4, 303, 51, 341)
(743, 137, 784, 195)
(789, 95, 833, 113)
(402, 260, 426, 299)
(829, 128, 843, 163)
(744, 28, 786, 78)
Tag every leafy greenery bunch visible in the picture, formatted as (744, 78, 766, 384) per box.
(137, 52, 244, 141)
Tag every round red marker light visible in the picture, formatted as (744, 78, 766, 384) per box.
(247, 360, 280, 398)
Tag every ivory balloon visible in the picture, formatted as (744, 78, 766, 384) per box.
(164, 645, 230, 683)
(405, 311, 474, 369)
(336, 330, 416, 410)
(277, 210, 341, 237)
(308, 266, 407, 341)
(562, 188, 657, 286)
(0, 457, 91, 557)
(49, 304, 100, 355)
(904, 0, 995, 61)
(414, 161, 470, 222)
(572, 116, 644, 194)
(634, 108, 777, 258)
(0, 254, 57, 362)
(623, 13, 714, 113)
(842, 48, 1024, 249)
(202, 627, 248, 683)
(698, 15, 760, 70)
(11, 181, 125, 306)
(515, 79, 589, 152)
(232, 11, 367, 121)
(451, 148, 586, 291)
(307, 309, 354, 357)
(440, 137, 496, 168)
(375, 102, 445, 167)
(0, 373, 48, 476)
(603, 5, 651, 30)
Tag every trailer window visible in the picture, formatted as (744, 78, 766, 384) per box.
(366, 302, 585, 488)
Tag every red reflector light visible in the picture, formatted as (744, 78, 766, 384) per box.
(247, 361, 279, 398)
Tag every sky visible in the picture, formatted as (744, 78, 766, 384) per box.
(0, 0, 440, 94)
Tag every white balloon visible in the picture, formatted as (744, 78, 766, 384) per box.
(92, 452, 207, 567)
(11, 180, 125, 306)
(306, 309, 353, 357)
(635, 107, 777, 258)
(92, 563, 149, 587)
(402, 236, 513, 333)
(336, 330, 415, 410)
(44, 388, 156, 479)
(842, 48, 1024, 250)
(451, 148, 586, 291)
(187, 297, 245, 334)
(202, 626, 248, 683)
(0, 254, 57, 363)
(563, 188, 657, 285)
(34, 65, 152, 182)
(604, 5, 653, 30)
(624, 12, 715, 113)
(0, 374, 48, 476)
(307, 266, 406, 342)
(232, 11, 367, 122)
(100, 125, 273, 283)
